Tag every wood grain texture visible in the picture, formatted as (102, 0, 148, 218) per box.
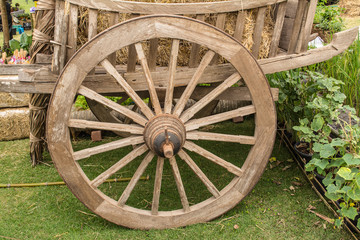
(251, 7, 266, 59)
(234, 11, 246, 41)
(269, 2, 287, 57)
(68, 119, 143, 134)
(169, 157, 190, 212)
(66, 0, 287, 14)
(186, 131, 256, 145)
(66, 4, 78, 62)
(151, 157, 164, 215)
(287, 0, 307, 54)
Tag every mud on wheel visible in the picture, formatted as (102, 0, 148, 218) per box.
(47, 15, 276, 229)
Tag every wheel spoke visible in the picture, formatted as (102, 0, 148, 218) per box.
(164, 39, 180, 114)
(180, 73, 241, 122)
(172, 50, 215, 117)
(118, 151, 155, 206)
(186, 131, 256, 145)
(68, 119, 143, 135)
(73, 136, 144, 161)
(183, 141, 243, 177)
(78, 86, 148, 126)
(91, 144, 148, 188)
(169, 157, 190, 212)
(185, 105, 255, 131)
(101, 59, 155, 119)
(135, 43, 162, 115)
(152, 157, 164, 215)
(178, 150, 220, 198)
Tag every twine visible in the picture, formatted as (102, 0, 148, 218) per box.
(36, 0, 56, 10)
(32, 29, 52, 44)
(29, 103, 47, 111)
(30, 133, 43, 143)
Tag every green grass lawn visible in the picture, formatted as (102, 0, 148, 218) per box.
(0, 119, 352, 239)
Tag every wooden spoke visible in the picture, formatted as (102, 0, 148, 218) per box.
(78, 85, 148, 126)
(172, 50, 215, 116)
(73, 136, 144, 161)
(185, 105, 256, 131)
(169, 157, 190, 212)
(101, 59, 154, 119)
(68, 119, 143, 135)
(134, 43, 162, 115)
(180, 73, 241, 122)
(91, 144, 148, 188)
(151, 157, 164, 215)
(164, 39, 180, 114)
(118, 151, 155, 206)
(178, 150, 220, 198)
(186, 131, 256, 145)
(184, 141, 243, 176)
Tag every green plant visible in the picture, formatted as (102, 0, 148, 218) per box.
(305, 108, 360, 229)
(74, 95, 133, 110)
(9, 32, 32, 53)
(314, 5, 344, 33)
(292, 72, 346, 153)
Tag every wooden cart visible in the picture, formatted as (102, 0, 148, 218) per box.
(0, 0, 358, 229)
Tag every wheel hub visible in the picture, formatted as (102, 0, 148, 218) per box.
(144, 114, 186, 158)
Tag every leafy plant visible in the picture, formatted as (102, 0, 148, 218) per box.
(314, 5, 344, 33)
(292, 72, 346, 153)
(9, 32, 32, 53)
(305, 108, 360, 229)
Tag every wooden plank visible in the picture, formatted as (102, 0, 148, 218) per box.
(251, 7, 267, 59)
(300, 0, 318, 52)
(189, 14, 205, 68)
(118, 151, 154, 206)
(178, 150, 220, 198)
(68, 119, 144, 134)
(36, 54, 52, 64)
(287, 0, 307, 54)
(185, 105, 256, 131)
(151, 157, 164, 215)
(91, 144, 148, 188)
(269, 2, 287, 57)
(67, 3, 78, 62)
(134, 43, 162, 115)
(53, 0, 65, 74)
(164, 39, 180, 114)
(234, 11, 246, 42)
(148, 38, 158, 71)
(88, 9, 98, 40)
(184, 141, 243, 176)
(59, 12, 69, 71)
(108, 12, 119, 65)
(2, 27, 357, 94)
(127, 14, 140, 73)
(169, 157, 190, 212)
(66, 0, 287, 15)
(211, 13, 226, 64)
(73, 136, 144, 161)
(186, 131, 256, 145)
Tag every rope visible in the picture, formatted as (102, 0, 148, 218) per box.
(32, 29, 52, 44)
(29, 103, 47, 111)
(36, 0, 56, 10)
(30, 133, 43, 143)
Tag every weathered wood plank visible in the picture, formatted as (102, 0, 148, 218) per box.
(148, 38, 158, 71)
(189, 14, 205, 68)
(67, 3, 78, 62)
(53, 0, 65, 74)
(251, 7, 267, 59)
(186, 131, 256, 145)
(287, 0, 307, 54)
(68, 119, 143, 134)
(151, 157, 164, 215)
(269, 2, 287, 57)
(234, 11, 246, 42)
(300, 0, 318, 52)
(65, 0, 287, 15)
(169, 157, 190, 212)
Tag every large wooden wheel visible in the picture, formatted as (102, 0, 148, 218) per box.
(47, 15, 276, 229)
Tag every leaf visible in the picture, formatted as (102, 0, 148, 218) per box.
(343, 153, 360, 166)
(9, 39, 21, 52)
(341, 207, 358, 220)
(337, 167, 355, 180)
(347, 186, 360, 201)
(311, 115, 324, 132)
(356, 173, 360, 188)
(323, 173, 334, 186)
(320, 144, 336, 158)
(330, 138, 346, 147)
(312, 142, 323, 153)
(314, 158, 329, 170)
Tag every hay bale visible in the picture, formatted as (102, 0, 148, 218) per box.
(0, 93, 30, 108)
(76, 1, 275, 65)
(339, 0, 360, 17)
(0, 108, 30, 141)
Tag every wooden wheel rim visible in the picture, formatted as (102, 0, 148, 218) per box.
(47, 15, 276, 229)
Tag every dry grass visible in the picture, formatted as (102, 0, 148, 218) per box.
(0, 108, 29, 141)
(339, 0, 360, 17)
